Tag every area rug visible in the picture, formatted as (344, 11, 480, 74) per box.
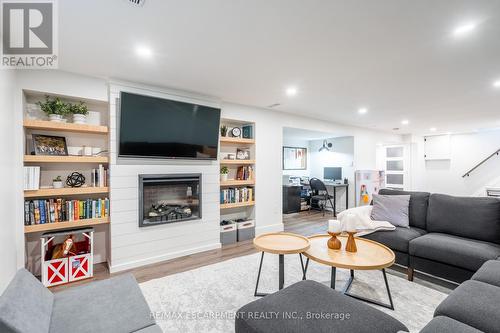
(140, 253, 450, 333)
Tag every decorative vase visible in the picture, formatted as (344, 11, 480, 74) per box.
(73, 114, 87, 124)
(345, 232, 357, 253)
(48, 114, 63, 122)
(220, 174, 228, 182)
(53, 181, 63, 189)
(327, 232, 341, 250)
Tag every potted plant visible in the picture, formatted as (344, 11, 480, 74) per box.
(69, 101, 89, 124)
(53, 176, 63, 189)
(220, 166, 229, 182)
(36, 96, 70, 122)
(220, 125, 228, 137)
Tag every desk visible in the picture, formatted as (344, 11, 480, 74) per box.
(302, 182, 349, 217)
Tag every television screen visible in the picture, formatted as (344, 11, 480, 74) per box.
(119, 92, 221, 160)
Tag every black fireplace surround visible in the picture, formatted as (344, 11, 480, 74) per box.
(138, 174, 202, 227)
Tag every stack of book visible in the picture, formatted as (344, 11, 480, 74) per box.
(236, 166, 254, 180)
(91, 164, 108, 187)
(23, 166, 40, 190)
(220, 187, 254, 204)
(24, 197, 109, 225)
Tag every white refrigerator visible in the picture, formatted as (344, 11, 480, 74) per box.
(355, 170, 386, 206)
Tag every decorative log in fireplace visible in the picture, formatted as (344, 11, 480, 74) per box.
(138, 174, 201, 227)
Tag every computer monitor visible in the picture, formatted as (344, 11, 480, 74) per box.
(324, 167, 342, 181)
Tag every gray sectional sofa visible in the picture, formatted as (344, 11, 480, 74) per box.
(363, 189, 500, 283)
(0, 269, 161, 333)
(236, 258, 500, 333)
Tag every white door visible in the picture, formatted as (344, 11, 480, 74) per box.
(382, 144, 411, 190)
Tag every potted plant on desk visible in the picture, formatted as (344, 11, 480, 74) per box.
(220, 166, 229, 182)
(36, 96, 70, 122)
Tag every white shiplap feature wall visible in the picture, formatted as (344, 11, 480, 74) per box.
(108, 83, 221, 273)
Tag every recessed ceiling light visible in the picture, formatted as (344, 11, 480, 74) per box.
(401, 120, 409, 125)
(135, 46, 153, 58)
(452, 22, 477, 38)
(430, 127, 437, 132)
(358, 108, 368, 115)
(285, 87, 298, 97)
(493, 80, 500, 88)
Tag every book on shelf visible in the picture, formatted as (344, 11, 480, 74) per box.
(220, 187, 254, 204)
(91, 164, 109, 187)
(236, 166, 254, 181)
(23, 166, 40, 190)
(24, 197, 109, 225)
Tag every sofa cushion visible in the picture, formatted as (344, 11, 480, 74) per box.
(0, 269, 54, 333)
(236, 280, 408, 333)
(471, 260, 500, 287)
(420, 316, 482, 333)
(435, 280, 500, 333)
(378, 189, 430, 229)
(371, 194, 410, 227)
(50, 273, 155, 333)
(363, 227, 426, 253)
(426, 193, 500, 244)
(409, 233, 500, 271)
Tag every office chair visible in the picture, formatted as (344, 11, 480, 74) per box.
(309, 178, 335, 216)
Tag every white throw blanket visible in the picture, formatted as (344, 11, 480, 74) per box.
(337, 205, 395, 236)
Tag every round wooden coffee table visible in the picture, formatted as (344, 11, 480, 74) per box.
(303, 234, 396, 309)
(253, 232, 310, 296)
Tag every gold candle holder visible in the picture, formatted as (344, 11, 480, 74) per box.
(327, 232, 341, 250)
(345, 231, 357, 253)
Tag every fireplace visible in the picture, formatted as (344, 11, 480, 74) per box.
(138, 174, 202, 227)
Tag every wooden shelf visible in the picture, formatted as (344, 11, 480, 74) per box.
(220, 180, 255, 186)
(24, 217, 109, 234)
(24, 155, 109, 163)
(220, 137, 255, 144)
(24, 187, 109, 198)
(220, 201, 255, 209)
(220, 159, 255, 165)
(24, 119, 108, 134)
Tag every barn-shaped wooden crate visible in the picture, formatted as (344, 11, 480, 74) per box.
(41, 228, 94, 287)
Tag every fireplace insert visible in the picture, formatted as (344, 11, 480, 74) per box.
(138, 174, 201, 227)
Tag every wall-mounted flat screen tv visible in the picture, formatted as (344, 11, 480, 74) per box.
(119, 92, 221, 160)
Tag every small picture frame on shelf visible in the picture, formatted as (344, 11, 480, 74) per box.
(32, 134, 68, 156)
(236, 148, 250, 160)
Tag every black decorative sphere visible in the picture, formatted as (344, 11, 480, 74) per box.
(66, 172, 85, 188)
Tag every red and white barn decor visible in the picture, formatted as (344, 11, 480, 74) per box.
(41, 228, 94, 287)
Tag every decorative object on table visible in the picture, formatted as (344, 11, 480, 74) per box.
(52, 176, 63, 189)
(327, 220, 342, 250)
(345, 232, 357, 252)
(242, 125, 253, 139)
(32, 134, 68, 156)
(344, 178, 349, 184)
(69, 101, 89, 124)
(236, 148, 250, 160)
(283, 146, 307, 170)
(318, 140, 333, 152)
(230, 127, 241, 137)
(220, 166, 229, 182)
(36, 95, 70, 122)
(227, 153, 236, 160)
(220, 125, 228, 137)
(66, 172, 86, 188)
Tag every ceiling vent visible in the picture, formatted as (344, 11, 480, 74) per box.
(126, 0, 145, 6)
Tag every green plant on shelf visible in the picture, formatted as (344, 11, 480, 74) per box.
(69, 101, 89, 115)
(36, 95, 70, 116)
(53, 176, 62, 182)
(220, 125, 228, 137)
(220, 166, 229, 175)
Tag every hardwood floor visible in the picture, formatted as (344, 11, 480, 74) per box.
(51, 211, 329, 292)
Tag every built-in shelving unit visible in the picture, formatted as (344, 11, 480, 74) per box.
(219, 119, 256, 233)
(22, 89, 110, 273)
(24, 217, 109, 234)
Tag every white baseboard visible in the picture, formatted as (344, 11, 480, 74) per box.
(109, 242, 222, 273)
(256, 223, 284, 235)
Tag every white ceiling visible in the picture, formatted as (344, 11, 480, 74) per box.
(283, 127, 340, 142)
(58, 0, 500, 135)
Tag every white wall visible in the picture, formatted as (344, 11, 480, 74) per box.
(410, 130, 500, 196)
(0, 70, 18, 292)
